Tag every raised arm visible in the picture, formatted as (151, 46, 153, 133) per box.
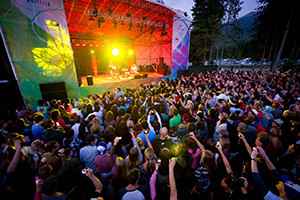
(111, 136, 122, 155)
(147, 109, 162, 130)
(145, 133, 154, 150)
(238, 132, 252, 157)
(85, 168, 103, 194)
(7, 140, 22, 174)
(250, 147, 269, 197)
(216, 142, 233, 175)
(256, 146, 276, 171)
(154, 110, 162, 129)
(34, 177, 43, 200)
(251, 147, 259, 173)
(130, 130, 143, 164)
(189, 132, 208, 165)
(150, 162, 159, 200)
(169, 158, 177, 200)
(147, 111, 154, 130)
(189, 132, 205, 151)
(141, 97, 148, 108)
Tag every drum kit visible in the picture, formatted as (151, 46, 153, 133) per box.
(109, 63, 139, 79)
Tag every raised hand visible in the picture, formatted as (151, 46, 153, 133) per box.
(169, 157, 176, 169)
(256, 146, 267, 158)
(14, 139, 22, 150)
(155, 159, 161, 170)
(35, 177, 44, 192)
(216, 141, 222, 151)
(129, 128, 136, 138)
(113, 136, 122, 146)
(251, 147, 258, 159)
(238, 132, 245, 140)
(189, 132, 197, 141)
(287, 144, 295, 154)
(84, 168, 94, 178)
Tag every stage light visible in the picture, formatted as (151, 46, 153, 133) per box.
(128, 49, 134, 56)
(112, 48, 120, 56)
(90, 50, 95, 54)
(45, 19, 51, 25)
(45, 19, 59, 27)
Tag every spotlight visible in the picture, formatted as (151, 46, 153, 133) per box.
(45, 19, 59, 27)
(112, 48, 120, 56)
(128, 49, 134, 56)
(90, 50, 95, 54)
(45, 19, 52, 25)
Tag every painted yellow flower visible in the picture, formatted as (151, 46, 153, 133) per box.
(32, 24, 73, 77)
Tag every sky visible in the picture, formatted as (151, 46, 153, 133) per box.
(164, 0, 258, 18)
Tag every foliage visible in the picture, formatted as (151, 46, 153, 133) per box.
(253, 0, 300, 61)
(190, 0, 242, 64)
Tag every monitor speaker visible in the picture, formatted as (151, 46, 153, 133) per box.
(86, 75, 94, 86)
(39, 82, 67, 100)
(134, 74, 142, 79)
(134, 74, 148, 79)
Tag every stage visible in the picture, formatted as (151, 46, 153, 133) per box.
(0, 0, 191, 106)
(79, 72, 164, 96)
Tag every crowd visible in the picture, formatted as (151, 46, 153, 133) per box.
(0, 69, 300, 200)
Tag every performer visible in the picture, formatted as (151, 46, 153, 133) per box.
(109, 63, 118, 79)
(130, 64, 138, 74)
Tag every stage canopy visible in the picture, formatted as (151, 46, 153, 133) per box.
(64, 0, 175, 66)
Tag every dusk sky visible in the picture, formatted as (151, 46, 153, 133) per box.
(164, 0, 258, 17)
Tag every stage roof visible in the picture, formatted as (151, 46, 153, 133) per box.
(64, 0, 175, 46)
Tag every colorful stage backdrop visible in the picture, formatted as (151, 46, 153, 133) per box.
(172, 9, 192, 71)
(0, 0, 79, 106)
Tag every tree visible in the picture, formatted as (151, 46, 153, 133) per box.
(190, 0, 224, 65)
(223, 0, 242, 24)
(190, 0, 243, 65)
(216, 0, 242, 60)
(255, 0, 300, 67)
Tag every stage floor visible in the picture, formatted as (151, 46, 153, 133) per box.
(79, 73, 164, 96)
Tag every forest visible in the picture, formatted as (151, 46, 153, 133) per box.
(190, 0, 300, 67)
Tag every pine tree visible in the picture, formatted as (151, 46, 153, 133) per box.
(223, 0, 242, 24)
(217, 0, 242, 59)
(190, 0, 224, 65)
(255, 0, 300, 66)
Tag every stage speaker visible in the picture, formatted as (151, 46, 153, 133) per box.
(134, 74, 148, 79)
(86, 75, 94, 86)
(134, 74, 141, 79)
(39, 82, 67, 101)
